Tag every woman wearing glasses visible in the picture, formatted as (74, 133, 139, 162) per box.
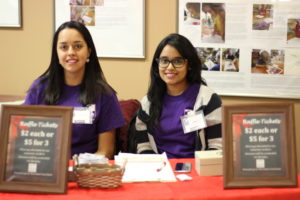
(134, 33, 222, 158)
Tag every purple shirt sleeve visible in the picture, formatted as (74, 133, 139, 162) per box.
(96, 92, 125, 134)
(24, 78, 46, 105)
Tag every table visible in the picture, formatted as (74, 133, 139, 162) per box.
(1, 159, 300, 200)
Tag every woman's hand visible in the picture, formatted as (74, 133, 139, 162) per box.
(95, 129, 116, 159)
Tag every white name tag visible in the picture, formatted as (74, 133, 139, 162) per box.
(72, 104, 95, 124)
(180, 110, 207, 134)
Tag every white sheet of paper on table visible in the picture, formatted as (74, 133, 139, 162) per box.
(114, 152, 177, 183)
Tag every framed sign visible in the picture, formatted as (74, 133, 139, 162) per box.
(0, 0, 22, 28)
(0, 105, 73, 194)
(222, 103, 298, 188)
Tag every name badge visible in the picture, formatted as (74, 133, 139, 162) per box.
(72, 104, 95, 124)
(180, 110, 207, 134)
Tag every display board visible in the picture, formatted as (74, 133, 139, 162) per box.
(0, 0, 21, 27)
(178, 0, 300, 99)
(55, 0, 145, 58)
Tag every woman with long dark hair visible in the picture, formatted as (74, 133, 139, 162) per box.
(134, 33, 222, 158)
(24, 21, 125, 159)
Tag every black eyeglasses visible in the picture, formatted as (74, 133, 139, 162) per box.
(156, 57, 187, 68)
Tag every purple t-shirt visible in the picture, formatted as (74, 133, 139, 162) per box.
(24, 78, 125, 156)
(153, 83, 200, 158)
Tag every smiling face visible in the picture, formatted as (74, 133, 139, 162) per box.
(158, 45, 189, 95)
(57, 28, 90, 85)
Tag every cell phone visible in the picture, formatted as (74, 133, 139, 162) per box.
(174, 162, 192, 173)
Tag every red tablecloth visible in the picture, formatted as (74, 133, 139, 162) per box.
(1, 158, 300, 200)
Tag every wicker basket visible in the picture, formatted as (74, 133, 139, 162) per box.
(73, 162, 124, 189)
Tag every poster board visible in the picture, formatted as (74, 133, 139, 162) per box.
(0, 105, 73, 194)
(55, 0, 145, 58)
(0, 0, 21, 28)
(178, 0, 300, 99)
(222, 103, 297, 188)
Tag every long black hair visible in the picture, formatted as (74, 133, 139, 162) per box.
(37, 21, 113, 105)
(147, 33, 206, 129)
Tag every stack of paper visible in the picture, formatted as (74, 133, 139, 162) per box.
(114, 152, 177, 183)
(76, 153, 108, 165)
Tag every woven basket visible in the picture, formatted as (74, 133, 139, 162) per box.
(73, 163, 124, 189)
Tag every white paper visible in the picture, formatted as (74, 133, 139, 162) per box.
(115, 153, 177, 183)
(0, 0, 20, 27)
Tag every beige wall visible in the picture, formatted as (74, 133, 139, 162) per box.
(0, 0, 299, 171)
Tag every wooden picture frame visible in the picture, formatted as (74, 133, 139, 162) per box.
(0, 105, 73, 194)
(222, 103, 298, 188)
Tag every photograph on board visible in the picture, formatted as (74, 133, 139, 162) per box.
(91, 0, 104, 6)
(251, 49, 284, 75)
(70, 6, 95, 26)
(222, 48, 239, 72)
(287, 18, 300, 46)
(252, 4, 273, 31)
(184, 2, 201, 25)
(201, 3, 225, 43)
(70, 0, 91, 6)
(196, 47, 220, 71)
